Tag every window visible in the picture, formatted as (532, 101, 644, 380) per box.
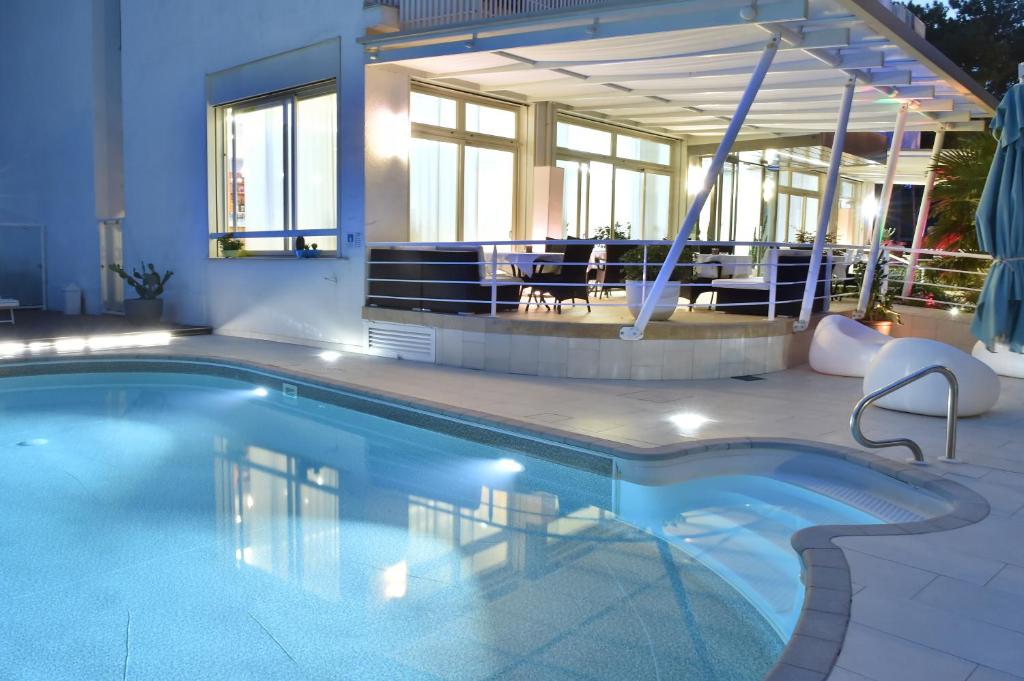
(696, 155, 772, 254)
(556, 118, 674, 240)
(213, 82, 337, 254)
(776, 170, 822, 241)
(409, 87, 519, 242)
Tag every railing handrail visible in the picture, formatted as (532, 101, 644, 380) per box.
(367, 239, 869, 249)
(850, 364, 959, 464)
(883, 244, 993, 261)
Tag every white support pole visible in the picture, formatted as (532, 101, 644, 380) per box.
(856, 103, 909, 318)
(901, 127, 946, 298)
(795, 77, 856, 331)
(619, 34, 780, 341)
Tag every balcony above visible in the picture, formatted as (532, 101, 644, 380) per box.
(365, 0, 619, 32)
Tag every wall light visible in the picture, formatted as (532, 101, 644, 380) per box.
(369, 108, 410, 161)
(861, 192, 878, 220)
(762, 177, 776, 203)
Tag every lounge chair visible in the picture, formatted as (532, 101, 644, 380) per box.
(0, 298, 17, 325)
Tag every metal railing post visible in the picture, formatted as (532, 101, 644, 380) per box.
(641, 243, 648, 305)
(619, 34, 780, 341)
(796, 77, 856, 331)
(902, 127, 946, 298)
(857, 103, 909, 318)
(490, 244, 498, 317)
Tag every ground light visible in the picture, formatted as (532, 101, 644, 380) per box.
(319, 350, 342, 361)
(669, 412, 713, 435)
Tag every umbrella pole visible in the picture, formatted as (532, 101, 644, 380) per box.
(856, 103, 909, 319)
(902, 126, 946, 298)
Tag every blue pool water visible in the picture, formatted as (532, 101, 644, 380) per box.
(0, 370, 948, 681)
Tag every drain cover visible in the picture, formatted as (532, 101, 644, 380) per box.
(731, 375, 764, 382)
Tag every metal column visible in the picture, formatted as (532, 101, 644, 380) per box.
(620, 34, 781, 340)
(795, 77, 857, 331)
(856, 103, 909, 318)
(901, 127, 946, 298)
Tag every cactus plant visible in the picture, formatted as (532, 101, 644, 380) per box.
(108, 262, 174, 300)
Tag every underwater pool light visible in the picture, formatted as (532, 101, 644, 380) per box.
(495, 458, 526, 474)
(252, 386, 269, 398)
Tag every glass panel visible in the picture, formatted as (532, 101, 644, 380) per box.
(585, 162, 613, 238)
(805, 196, 820, 232)
(463, 146, 514, 242)
(410, 91, 457, 128)
(295, 92, 338, 251)
(790, 171, 820, 192)
(231, 102, 286, 251)
(557, 160, 580, 238)
(719, 162, 736, 241)
(465, 103, 516, 138)
(836, 180, 857, 244)
(556, 122, 612, 156)
(786, 195, 805, 241)
(614, 168, 643, 238)
(409, 137, 458, 242)
(698, 156, 713, 239)
(617, 134, 671, 165)
(643, 173, 671, 240)
(734, 162, 764, 254)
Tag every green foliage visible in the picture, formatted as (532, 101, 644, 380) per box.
(793, 229, 836, 245)
(903, 0, 1024, 98)
(108, 262, 174, 300)
(593, 222, 631, 241)
(620, 244, 697, 283)
(925, 133, 996, 251)
(216, 233, 244, 252)
(852, 256, 902, 324)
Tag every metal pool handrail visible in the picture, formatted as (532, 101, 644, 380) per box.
(850, 364, 959, 464)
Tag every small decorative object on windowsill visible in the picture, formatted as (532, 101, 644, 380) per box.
(853, 254, 902, 336)
(108, 261, 174, 326)
(294, 236, 320, 259)
(217, 233, 245, 258)
(620, 243, 697, 321)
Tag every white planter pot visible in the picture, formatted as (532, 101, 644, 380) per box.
(626, 281, 681, 321)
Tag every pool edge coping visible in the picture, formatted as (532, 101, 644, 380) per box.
(0, 353, 992, 681)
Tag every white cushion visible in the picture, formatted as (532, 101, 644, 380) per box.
(0, 299, 18, 308)
(711, 276, 769, 290)
(972, 341, 1024, 379)
(809, 314, 891, 377)
(864, 337, 1000, 417)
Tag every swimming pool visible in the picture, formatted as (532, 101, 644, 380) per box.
(0, 366, 953, 680)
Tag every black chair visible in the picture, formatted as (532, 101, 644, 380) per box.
(599, 244, 632, 297)
(686, 258, 721, 310)
(366, 248, 423, 310)
(525, 242, 596, 313)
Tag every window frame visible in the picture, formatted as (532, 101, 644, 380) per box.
(211, 79, 338, 257)
(554, 115, 676, 240)
(409, 83, 522, 243)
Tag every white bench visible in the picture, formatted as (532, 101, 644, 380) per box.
(0, 299, 18, 325)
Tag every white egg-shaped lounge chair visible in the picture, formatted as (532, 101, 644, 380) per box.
(809, 314, 891, 377)
(972, 340, 1024, 379)
(864, 337, 1000, 417)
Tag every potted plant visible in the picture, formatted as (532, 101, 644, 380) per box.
(108, 262, 174, 325)
(593, 222, 631, 241)
(853, 255, 901, 335)
(620, 243, 696, 321)
(793, 230, 836, 248)
(294, 236, 320, 258)
(217, 233, 244, 258)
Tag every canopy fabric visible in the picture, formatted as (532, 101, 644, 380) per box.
(973, 83, 1024, 352)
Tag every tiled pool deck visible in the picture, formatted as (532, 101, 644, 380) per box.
(8, 334, 1024, 681)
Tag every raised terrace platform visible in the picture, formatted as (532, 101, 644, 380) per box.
(362, 303, 857, 380)
(0, 310, 212, 344)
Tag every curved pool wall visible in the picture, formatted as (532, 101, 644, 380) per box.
(0, 357, 990, 681)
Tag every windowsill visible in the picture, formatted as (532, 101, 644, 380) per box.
(209, 253, 340, 261)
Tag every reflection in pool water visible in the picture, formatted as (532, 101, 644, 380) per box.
(0, 371, 942, 680)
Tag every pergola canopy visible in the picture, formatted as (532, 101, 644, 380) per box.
(363, 0, 997, 143)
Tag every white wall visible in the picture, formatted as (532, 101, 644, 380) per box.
(0, 0, 105, 312)
(119, 0, 373, 347)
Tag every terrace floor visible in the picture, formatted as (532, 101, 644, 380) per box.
(20, 333, 1024, 681)
(0, 309, 211, 342)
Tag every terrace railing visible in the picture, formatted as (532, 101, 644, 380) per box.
(365, 239, 867, 321)
(882, 245, 992, 311)
(367, 0, 613, 30)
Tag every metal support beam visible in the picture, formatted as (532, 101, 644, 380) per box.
(856, 103, 909, 318)
(795, 77, 857, 331)
(901, 127, 946, 298)
(620, 34, 781, 341)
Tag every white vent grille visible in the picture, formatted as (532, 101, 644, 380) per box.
(364, 321, 436, 363)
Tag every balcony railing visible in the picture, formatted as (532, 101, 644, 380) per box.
(368, 0, 612, 31)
